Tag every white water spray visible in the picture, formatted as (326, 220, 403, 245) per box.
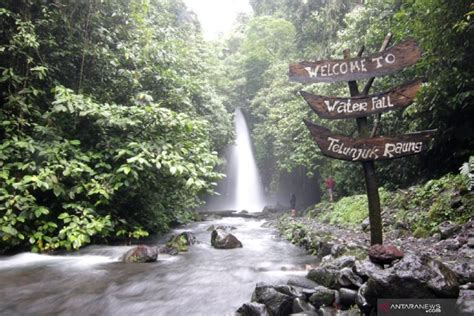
(229, 108, 266, 211)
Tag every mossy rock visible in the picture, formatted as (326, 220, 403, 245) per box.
(166, 232, 196, 252)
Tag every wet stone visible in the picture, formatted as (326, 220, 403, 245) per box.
(338, 288, 357, 308)
(251, 283, 293, 316)
(308, 285, 336, 308)
(235, 302, 270, 316)
(287, 276, 320, 290)
(307, 267, 339, 289)
(363, 254, 459, 306)
(292, 297, 317, 314)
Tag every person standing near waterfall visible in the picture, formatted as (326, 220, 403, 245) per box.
(325, 177, 335, 202)
(290, 193, 296, 217)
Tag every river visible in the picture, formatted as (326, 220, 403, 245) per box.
(0, 216, 315, 316)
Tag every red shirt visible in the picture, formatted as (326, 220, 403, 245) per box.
(325, 177, 335, 189)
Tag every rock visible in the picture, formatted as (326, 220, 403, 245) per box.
(338, 288, 357, 308)
(394, 221, 409, 230)
(292, 298, 318, 314)
(354, 260, 382, 281)
(289, 312, 319, 316)
(361, 218, 370, 232)
(122, 245, 158, 263)
(356, 283, 372, 315)
(363, 254, 459, 306)
(439, 221, 461, 239)
(460, 283, 474, 290)
(274, 285, 304, 299)
(448, 262, 474, 284)
(337, 267, 363, 289)
(235, 302, 270, 316)
(307, 267, 339, 289)
(318, 306, 359, 315)
(287, 276, 320, 290)
(211, 229, 243, 249)
(317, 241, 334, 258)
(206, 225, 215, 231)
(308, 285, 336, 308)
(468, 238, 474, 248)
(457, 290, 474, 316)
(368, 244, 404, 265)
(437, 238, 462, 251)
(251, 283, 293, 316)
(330, 244, 345, 257)
(324, 256, 356, 270)
(450, 196, 463, 209)
(157, 245, 179, 256)
(167, 231, 196, 252)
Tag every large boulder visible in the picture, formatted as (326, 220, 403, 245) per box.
(337, 267, 363, 289)
(368, 244, 404, 266)
(308, 285, 336, 308)
(235, 302, 270, 316)
(307, 267, 339, 289)
(251, 283, 293, 316)
(122, 245, 158, 263)
(362, 254, 459, 306)
(338, 288, 357, 308)
(211, 229, 243, 249)
(439, 221, 461, 239)
(287, 276, 320, 290)
(166, 231, 197, 252)
(292, 297, 318, 314)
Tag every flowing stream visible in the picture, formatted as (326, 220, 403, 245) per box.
(0, 107, 307, 315)
(0, 217, 314, 315)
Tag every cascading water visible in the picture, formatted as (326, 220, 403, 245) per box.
(226, 108, 266, 212)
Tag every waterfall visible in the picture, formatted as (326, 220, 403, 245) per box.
(230, 108, 266, 211)
(207, 108, 266, 212)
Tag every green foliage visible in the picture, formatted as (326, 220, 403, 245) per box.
(316, 188, 389, 226)
(388, 174, 471, 235)
(217, 0, 473, 202)
(413, 227, 430, 239)
(0, 1, 232, 253)
(306, 174, 472, 236)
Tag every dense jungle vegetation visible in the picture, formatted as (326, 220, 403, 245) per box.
(1, 0, 473, 253)
(215, 0, 473, 199)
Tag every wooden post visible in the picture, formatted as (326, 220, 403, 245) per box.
(342, 34, 392, 245)
(291, 34, 433, 246)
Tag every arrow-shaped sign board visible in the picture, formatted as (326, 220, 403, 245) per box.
(303, 120, 435, 162)
(289, 39, 422, 83)
(301, 79, 423, 119)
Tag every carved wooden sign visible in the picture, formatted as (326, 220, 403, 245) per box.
(303, 120, 435, 162)
(301, 79, 423, 119)
(289, 39, 422, 83)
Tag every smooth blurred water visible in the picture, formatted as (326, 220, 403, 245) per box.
(230, 108, 267, 211)
(0, 217, 315, 316)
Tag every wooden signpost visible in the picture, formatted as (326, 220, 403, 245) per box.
(303, 121, 436, 162)
(300, 79, 423, 119)
(289, 35, 436, 245)
(289, 39, 422, 83)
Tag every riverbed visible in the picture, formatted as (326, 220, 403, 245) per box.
(0, 217, 316, 316)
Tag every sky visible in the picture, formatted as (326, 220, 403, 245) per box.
(183, 0, 253, 40)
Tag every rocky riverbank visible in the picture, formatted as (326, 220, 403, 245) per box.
(234, 213, 473, 315)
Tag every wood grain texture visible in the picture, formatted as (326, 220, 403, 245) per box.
(303, 120, 435, 162)
(300, 79, 423, 119)
(289, 39, 422, 83)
